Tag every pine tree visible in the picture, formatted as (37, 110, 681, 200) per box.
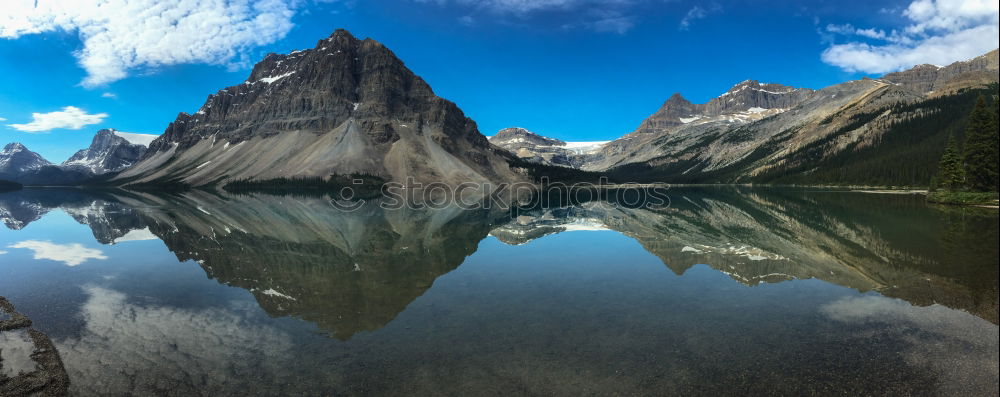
(935, 134, 965, 191)
(993, 99, 1000, 188)
(962, 95, 999, 191)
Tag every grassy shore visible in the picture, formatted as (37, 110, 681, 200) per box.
(926, 191, 999, 207)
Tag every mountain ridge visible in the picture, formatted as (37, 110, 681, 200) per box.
(1, 129, 155, 185)
(488, 127, 607, 168)
(62, 129, 150, 176)
(115, 29, 526, 191)
(500, 48, 998, 186)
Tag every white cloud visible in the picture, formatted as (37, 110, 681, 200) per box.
(7, 106, 108, 133)
(0, 0, 306, 87)
(0, 250, 7, 254)
(57, 286, 295, 395)
(0, 330, 37, 379)
(0, 117, 6, 121)
(821, 295, 998, 395)
(101, 92, 117, 99)
(821, 0, 999, 73)
(7, 240, 108, 266)
(678, 3, 721, 31)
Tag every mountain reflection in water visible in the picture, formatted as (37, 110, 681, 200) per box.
(0, 187, 997, 395)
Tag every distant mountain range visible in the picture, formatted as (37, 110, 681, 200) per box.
(2, 28, 996, 189)
(487, 127, 607, 168)
(492, 49, 998, 186)
(0, 129, 157, 185)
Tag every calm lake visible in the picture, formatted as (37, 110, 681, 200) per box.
(1, 187, 997, 395)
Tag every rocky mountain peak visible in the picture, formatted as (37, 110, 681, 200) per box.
(704, 79, 812, 115)
(633, 93, 704, 133)
(3, 142, 28, 153)
(144, 27, 445, 157)
(489, 127, 607, 168)
(491, 127, 566, 147)
(62, 128, 149, 176)
(0, 143, 52, 174)
(116, 28, 524, 189)
(665, 92, 690, 104)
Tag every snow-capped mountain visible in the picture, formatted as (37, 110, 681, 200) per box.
(488, 127, 607, 168)
(62, 129, 154, 176)
(0, 143, 52, 175)
(574, 48, 999, 185)
(1, 129, 156, 185)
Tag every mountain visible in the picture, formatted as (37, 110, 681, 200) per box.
(0, 143, 52, 176)
(0, 143, 82, 186)
(631, 81, 815, 135)
(1, 129, 155, 186)
(882, 49, 999, 95)
(114, 29, 525, 191)
(61, 129, 153, 176)
(488, 127, 607, 168)
(573, 48, 999, 186)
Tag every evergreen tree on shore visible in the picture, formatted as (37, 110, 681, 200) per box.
(962, 95, 999, 192)
(934, 134, 965, 191)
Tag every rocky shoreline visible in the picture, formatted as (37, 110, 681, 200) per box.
(0, 296, 69, 396)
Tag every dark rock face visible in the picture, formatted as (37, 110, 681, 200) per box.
(119, 29, 524, 188)
(882, 64, 942, 94)
(61, 129, 148, 176)
(882, 49, 999, 94)
(633, 93, 703, 133)
(703, 80, 814, 115)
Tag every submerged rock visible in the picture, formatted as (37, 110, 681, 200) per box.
(0, 296, 69, 396)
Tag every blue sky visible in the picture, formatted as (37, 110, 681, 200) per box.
(1, 0, 997, 161)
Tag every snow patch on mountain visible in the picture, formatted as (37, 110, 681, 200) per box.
(259, 71, 295, 84)
(562, 141, 609, 155)
(112, 131, 158, 146)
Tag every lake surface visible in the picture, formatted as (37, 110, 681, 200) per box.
(1, 187, 997, 395)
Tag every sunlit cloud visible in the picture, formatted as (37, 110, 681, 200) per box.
(821, 0, 999, 73)
(7, 106, 107, 133)
(0, 0, 342, 87)
(7, 240, 108, 266)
